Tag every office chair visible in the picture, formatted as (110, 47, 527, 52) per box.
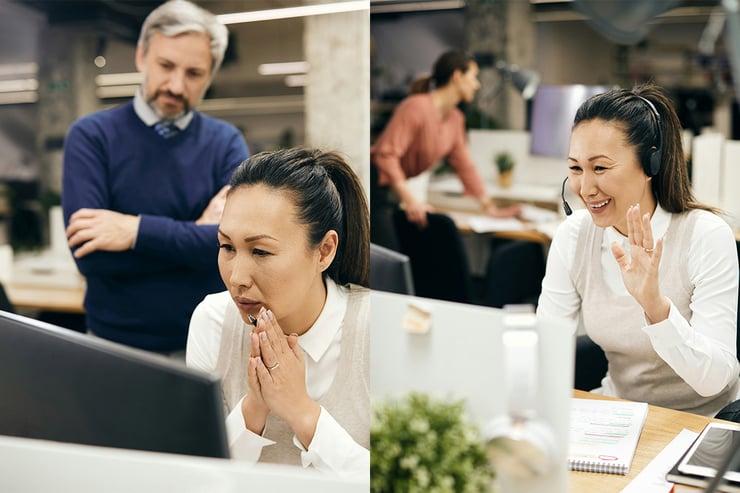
(736, 240, 740, 359)
(481, 240, 546, 309)
(573, 335, 608, 391)
(0, 282, 15, 313)
(370, 243, 415, 295)
(715, 247, 740, 422)
(478, 238, 610, 391)
(393, 210, 473, 304)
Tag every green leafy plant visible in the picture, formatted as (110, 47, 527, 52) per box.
(494, 151, 515, 174)
(371, 393, 496, 493)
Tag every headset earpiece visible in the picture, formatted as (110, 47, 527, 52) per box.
(636, 95, 663, 177)
(648, 145, 661, 177)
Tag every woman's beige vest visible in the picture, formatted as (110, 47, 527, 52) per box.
(573, 212, 737, 416)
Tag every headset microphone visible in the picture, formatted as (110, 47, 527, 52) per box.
(561, 176, 572, 216)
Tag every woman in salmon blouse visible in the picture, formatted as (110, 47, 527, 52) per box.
(371, 50, 521, 249)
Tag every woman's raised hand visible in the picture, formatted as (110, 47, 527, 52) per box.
(611, 204, 670, 323)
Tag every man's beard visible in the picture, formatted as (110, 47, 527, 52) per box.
(147, 89, 190, 120)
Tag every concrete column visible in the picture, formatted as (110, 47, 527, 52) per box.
(466, 0, 508, 128)
(37, 27, 100, 194)
(304, 3, 370, 195)
(503, 1, 536, 131)
(466, 0, 536, 130)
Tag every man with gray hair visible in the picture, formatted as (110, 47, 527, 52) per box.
(62, 0, 249, 353)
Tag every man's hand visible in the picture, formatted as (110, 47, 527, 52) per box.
(196, 185, 230, 225)
(67, 208, 140, 258)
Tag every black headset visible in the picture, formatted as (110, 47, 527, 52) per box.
(561, 94, 663, 216)
(561, 176, 572, 216)
(636, 95, 663, 177)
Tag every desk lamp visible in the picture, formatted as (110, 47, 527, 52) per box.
(495, 61, 540, 100)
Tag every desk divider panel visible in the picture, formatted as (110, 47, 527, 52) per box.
(370, 290, 574, 493)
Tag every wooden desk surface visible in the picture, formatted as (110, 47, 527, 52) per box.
(444, 209, 554, 244)
(569, 389, 722, 492)
(430, 187, 740, 243)
(6, 282, 85, 314)
(427, 190, 556, 244)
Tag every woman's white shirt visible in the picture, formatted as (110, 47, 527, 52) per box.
(186, 278, 369, 475)
(537, 206, 739, 397)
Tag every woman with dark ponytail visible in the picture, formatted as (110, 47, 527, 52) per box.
(538, 84, 740, 417)
(371, 50, 521, 249)
(186, 148, 369, 474)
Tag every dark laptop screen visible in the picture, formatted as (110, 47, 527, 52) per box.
(0, 310, 229, 458)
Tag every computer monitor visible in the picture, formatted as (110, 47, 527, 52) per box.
(370, 242, 415, 295)
(529, 84, 614, 158)
(0, 310, 229, 459)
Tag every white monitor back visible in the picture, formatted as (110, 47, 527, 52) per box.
(0, 434, 367, 493)
(370, 290, 574, 493)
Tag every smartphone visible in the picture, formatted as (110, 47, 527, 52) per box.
(678, 422, 740, 482)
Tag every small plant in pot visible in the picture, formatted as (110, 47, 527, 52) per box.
(371, 392, 496, 492)
(494, 151, 515, 188)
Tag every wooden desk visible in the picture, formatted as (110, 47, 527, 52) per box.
(6, 282, 85, 314)
(444, 209, 554, 244)
(427, 176, 562, 211)
(427, 190, 557, 244)
(569, 389, 724, 492)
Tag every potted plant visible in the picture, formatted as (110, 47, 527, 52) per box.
(494, 151, 515, 188)
(371, 392, 496, 492)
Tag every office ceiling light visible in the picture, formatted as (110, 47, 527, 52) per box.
(257, 61, 310, 76)
(217, 0, 368, 24)
(370, 0, 465, 14)
(95, 72, 143, 87)
(0, 63, 38, 78)
(0, 79, 38, 93)
(0, 91, 38, 105)
(96, 85, 139, 99)
(495, 61, 540, 100)
(285, 74, 308, 87)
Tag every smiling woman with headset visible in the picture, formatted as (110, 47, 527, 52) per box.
(538, 84, 740, 417)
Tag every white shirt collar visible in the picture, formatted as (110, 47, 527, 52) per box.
(298, 278, 348, 363)
(132, 87, 193, 130)
(604, 203, 670, 247)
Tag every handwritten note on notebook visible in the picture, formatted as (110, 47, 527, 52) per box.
(569, 398, 649, 475)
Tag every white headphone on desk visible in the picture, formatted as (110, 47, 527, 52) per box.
(482, 306, 557, 479)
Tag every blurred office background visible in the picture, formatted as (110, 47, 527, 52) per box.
(370, 0, 738, 305)
(0, 0, 369, 251)
(372, 0, 725, 139)
(1, 0, 736, 253)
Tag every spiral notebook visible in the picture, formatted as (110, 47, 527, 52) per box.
(568, 398, 649, 475)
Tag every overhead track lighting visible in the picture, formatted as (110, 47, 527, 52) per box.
(217, 1, 368, 24)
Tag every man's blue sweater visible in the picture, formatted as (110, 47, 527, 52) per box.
(62, 101, 249, 350)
